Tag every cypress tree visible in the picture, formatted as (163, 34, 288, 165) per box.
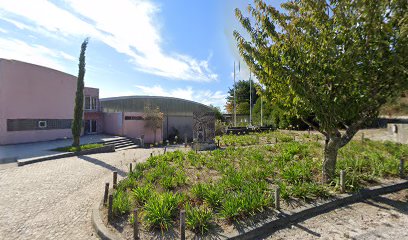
(72, 38, 89, 147)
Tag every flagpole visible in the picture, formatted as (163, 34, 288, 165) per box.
(233, 62, 236, 127)
(249, 71, 252, 126)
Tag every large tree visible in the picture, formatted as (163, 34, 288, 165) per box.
(226, 79, 260, 114)
(234, 0, 408, 181)
(71, 38, 89, 147)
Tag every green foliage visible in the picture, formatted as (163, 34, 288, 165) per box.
(185, 203, 213, 234)
(112, 189, 131, 216)
(106, 131, 406, 234)
(54, 143, 103, 152)
(234, 0, 408, 180)
(71, 38, 88, 147)
(226, 79, 260, 114)
(143, 192, 184, 230)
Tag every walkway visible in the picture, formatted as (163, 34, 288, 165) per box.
(0, 148, 156, 239)
(266, 190, 408, 240)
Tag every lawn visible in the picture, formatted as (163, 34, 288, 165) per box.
(54, 143, 104, 152)
(109, 131, 407, 235)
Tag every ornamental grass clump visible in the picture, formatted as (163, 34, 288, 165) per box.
(185, 203, 213, 234)
(112, 189, 132, 216)
(143, 192, 184, 230)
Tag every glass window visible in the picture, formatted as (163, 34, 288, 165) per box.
(85, 96, 91, 110)
(92, 97, 97, 110)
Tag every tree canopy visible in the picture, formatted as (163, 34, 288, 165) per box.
(225, 79, 260, 114)
(234, 0, 408, 181)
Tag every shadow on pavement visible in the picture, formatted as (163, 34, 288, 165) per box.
(78, 155, 127, 177)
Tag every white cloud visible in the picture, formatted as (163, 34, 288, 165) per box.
(134, 85, 227, 109)
(0, 38, 72, 71)
(0, 0, 218, 82)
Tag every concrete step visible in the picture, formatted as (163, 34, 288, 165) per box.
(116, 145, 138, 151)
(114, 142, 137, 149)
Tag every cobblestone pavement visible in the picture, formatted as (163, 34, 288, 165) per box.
(265, 190, 408, 240)
(0, 147, 170, 240)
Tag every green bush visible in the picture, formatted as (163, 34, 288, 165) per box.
(185, 203, 213, 234)
(112, 190, 131, 216)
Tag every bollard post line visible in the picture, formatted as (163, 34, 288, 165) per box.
(340, 170, 346, 193)
(113, 171, 118, 189)
(275, 186, 280, 210)
(180, 210, 186, 240)
(103, 182, 109, 206)
(108, 194, 113, 222)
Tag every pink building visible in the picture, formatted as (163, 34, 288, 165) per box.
(0, 59, 163, 145)
(0, 59, 213, 145)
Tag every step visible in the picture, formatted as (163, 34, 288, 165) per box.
(102, 139, 131, 145)
(101, 137, 129, 144)
(116, 145, 138, 151)
(114, 142, 136, 148)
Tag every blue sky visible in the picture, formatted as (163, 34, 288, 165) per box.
(0, 0, 284, 111)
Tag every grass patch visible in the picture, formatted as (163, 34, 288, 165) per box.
(54, 143, 103, 152)
(108, 130, 407, 235)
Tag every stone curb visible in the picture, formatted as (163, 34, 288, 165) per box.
(17, 145, 115, 166)
(91, 179, 407, 240)
(228, 180, 408, 240)
(92, 200, 121, 240)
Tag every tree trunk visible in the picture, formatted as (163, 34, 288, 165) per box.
(322, 136, 341, 183)
(72, 136, 80, 147)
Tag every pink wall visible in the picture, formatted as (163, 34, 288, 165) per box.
(103, 112, 163, 144)
(0, 59, 77, 145)
(103, 112, 123, 136)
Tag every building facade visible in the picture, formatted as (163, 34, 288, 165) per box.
(0, 59, 214, 145)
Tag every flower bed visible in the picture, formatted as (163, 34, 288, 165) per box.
(105, 131, 407, 238)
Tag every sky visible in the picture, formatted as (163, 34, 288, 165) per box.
(0, 0, 284, 111)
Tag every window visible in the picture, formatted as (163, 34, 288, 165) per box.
(85, 120, 97, 134)
(85, 96, 91, 110)
(85, 96, 98, 110)
(38, 121, 47, 128)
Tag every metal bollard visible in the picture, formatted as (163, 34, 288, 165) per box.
(129, 163, 133, 174)
(108, 194, 113, 221)
(113, 171, 118, 189)
(400, 159, 405, 178)
(133, 208, 140, 240)
(340, 170, 346, 193)
(180, 210, 186, 240)
(103, 182, 109, 206)
(275, 186, 280, 210)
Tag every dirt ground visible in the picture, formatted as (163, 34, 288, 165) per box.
(265, 189, 408, 240)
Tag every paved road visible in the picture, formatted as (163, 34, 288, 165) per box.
(0, 148, 156, 240)
(265, 190, 408, 240)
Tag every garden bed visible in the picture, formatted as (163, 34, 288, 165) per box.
(54, 143, 104, 152)
(102, 131, 408, 239)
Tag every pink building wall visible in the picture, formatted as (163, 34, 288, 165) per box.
(103, 112, 163, 144)
(0, 59, 77, 145)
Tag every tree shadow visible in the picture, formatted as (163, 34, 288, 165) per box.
(77, 155, 127, 177)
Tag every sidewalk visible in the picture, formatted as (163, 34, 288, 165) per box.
(0, 134, 122, 164)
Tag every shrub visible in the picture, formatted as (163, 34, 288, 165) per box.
(143, 192, 183, 230)
(112, 189, 131, 216)
(185, 203, 213, 234)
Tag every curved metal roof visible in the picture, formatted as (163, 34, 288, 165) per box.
(100, 95, 213, 116)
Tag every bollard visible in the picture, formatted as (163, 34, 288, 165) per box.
(129, 163, 133, 174)
(400, 159, 405, 178)
(150, 152, 153, 157)
(340, 170, 346, 193)
(113, 171, 118, 189)
(164, 146, 167, 154)
(180, 210, 186, 240)
(293, 135, 296, 141)
(103, 182, 109, 206)
(275, 186, 280, 210)
(133, 208, 140, 240)
(217, 139, 220, 148)
(108, 194, 113, 221)
(275, 137, 278, 144)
